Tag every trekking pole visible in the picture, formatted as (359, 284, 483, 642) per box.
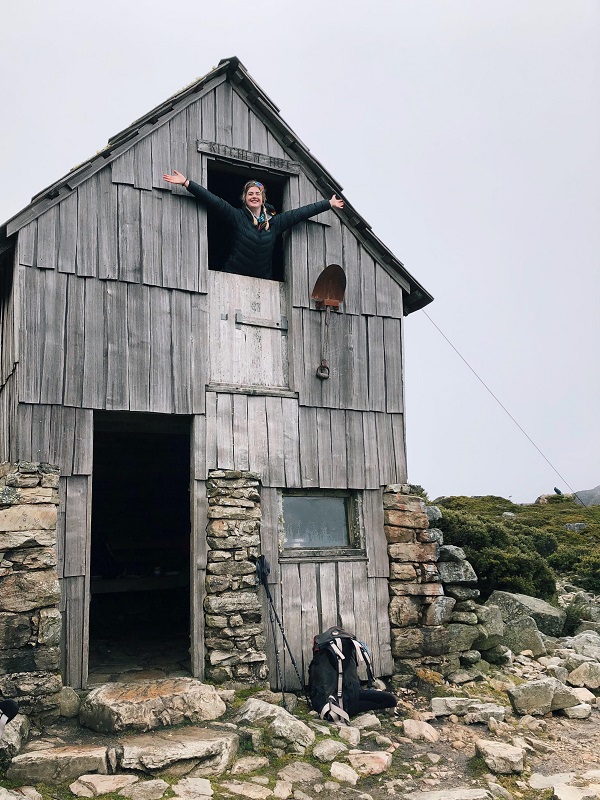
(253, 556, 310, 704)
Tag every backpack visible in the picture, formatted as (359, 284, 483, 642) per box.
(308, 627, 374, 724)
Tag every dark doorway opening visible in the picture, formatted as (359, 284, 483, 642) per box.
(207, 161, 287, 280)
(89, 412, 191, 682)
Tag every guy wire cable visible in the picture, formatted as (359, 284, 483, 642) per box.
(422, 310, 588, 507)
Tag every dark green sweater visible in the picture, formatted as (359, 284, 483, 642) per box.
(186, 181, 331, 278)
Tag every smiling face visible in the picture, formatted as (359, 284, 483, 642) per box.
(243, 182, 266, 214)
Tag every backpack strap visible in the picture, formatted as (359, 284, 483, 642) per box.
(320, 695, 350, 725)
(352, 639, 375, 688)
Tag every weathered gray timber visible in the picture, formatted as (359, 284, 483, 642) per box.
(0, 57, 432, 691)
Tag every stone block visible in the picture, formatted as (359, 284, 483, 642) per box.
(207, 506, 260, 520)
(0, 504, 57, 532)
(420, 563, 440, 582)
(475, 739, 524, 774)
(389, 582, 444, 597)
(17, 488, 58, 505)
(472, 604, 505, 651)
(438, 545, 466, 562)
(389, 595, 421, 627)
(417, 528, 443, 544)
(121, 727, 238, 775)
(387, 542, 438, 562)
(0, 530, 55, 549)
(0, 612, 32, 649)
(6, 546, 56, 570)
(446, 624, 480, 653)
(391, 626, 448, 657)
(437, 561, 477, 585)
(0, 570, 61, 613)
(384, 508, 429, 528)
(389, 562, 417, 581)
(444, 585, 481, 600)
(383, 495, 426, 512)
(204, 592, 261, 615)
(420, 596, 456, 626)
(384, 526, 415, 544)
(503, 616, 546, 657)
(207, 560, 256, 576)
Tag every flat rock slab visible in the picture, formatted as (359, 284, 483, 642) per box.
(218, 781, 271, 799)
(120, 779, 170, 800)
(346, 750, 392, 775)
(476, 739, 524, 774)
(120, 726, 238, 776)
(172, 777, 214, 798)
(404, 791, 491, 800)
(80, 679, 226, 733)
(69, 775, 139, 797)
(6, 745, 108, 785)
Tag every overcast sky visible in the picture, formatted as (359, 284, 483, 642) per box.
(2, 1, 598, 502)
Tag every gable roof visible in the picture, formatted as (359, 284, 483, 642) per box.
(0, 57, 433, 314)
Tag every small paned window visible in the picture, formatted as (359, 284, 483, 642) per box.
(281, 492, 362, 554)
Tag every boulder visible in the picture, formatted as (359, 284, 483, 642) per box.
(69, 775, 138, 798)
(230, 756, 270, 775)
(172, 778, 213, 798)
(6, 745, 109, 785)
(421, 596, 456, 626)
(502, 616, 546, 657)
(486, 592, 566, 636)
(481, 645, 513, 665)
(438, 545, 466, 562)
(567, 661, 600, 689)
(507, 678, 579, 715)
(120, 727, 238, 775)
(0, 713, 29, 769)
(346, 751, 392, 775)
(475, 740, 525, 774)
(79, 679, 226, 733)
(312, 739, 348, 763)
(402, 719, 439, 742)
(119, 780, 170, 800)
(330, 762, 359, 785)
(236, 699, 314, 750)
(560, 703, 592, 719)
(447, 623, 480, 653)
(277, 761, 322, 783)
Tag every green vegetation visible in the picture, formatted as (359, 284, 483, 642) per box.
(435, 494, 600, 599)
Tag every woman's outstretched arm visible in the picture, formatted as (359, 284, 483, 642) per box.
(163, 170, 238, 223)
(272, 195, 344, 234)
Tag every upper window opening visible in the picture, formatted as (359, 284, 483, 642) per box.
(207, 162, 286, 281)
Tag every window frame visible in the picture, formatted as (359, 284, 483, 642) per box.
(278, 489, 366, 561)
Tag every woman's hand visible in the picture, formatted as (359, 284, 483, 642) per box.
(163, 170, 187, 186)
(329, 195, 344, 209)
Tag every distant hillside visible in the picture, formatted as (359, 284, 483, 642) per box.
(575, 485, 600, 506)
(433, 493, 600, 598)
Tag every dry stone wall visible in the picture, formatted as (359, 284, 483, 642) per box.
(0, 462, 62, 724)
(204, 470, 267, 685)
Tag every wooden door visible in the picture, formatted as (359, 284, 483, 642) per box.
(209, 272, 289, 389)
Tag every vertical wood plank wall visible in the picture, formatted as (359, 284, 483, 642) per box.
(10, 79, 409, 686)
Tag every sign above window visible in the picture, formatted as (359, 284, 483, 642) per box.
(197, 140, 301, 174)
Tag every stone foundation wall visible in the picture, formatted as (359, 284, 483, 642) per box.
(0, 462, 62, 724)
(204, 470, 267, 685)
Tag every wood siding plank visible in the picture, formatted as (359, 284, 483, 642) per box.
(97, 168, 119, 280)
(105, 281, 129, 410)
(216, 392, 234, 469)
(72, 408, 93, 475)
(329, 409, 347, 488)
(57, 193, 78, 274)
(64, 274, 86, 408)
(298, 406, 319, 488)
(82, 278, 106, 409)
(384, 317, 404, 413)
(345, 410, 364, 489)
(370, 577, 393, 675)
(341, 226, 361, 315)
(214, 81, 233, 147)
(391, 414, 408, 484)
(18, 221, 37, 267)
(362, 413, 380, 490)
(180, 197, 200, 292)
(375, 412, 395, 487)
(360, 250, 377, 316)
(62, 575, 86, 688)
(140, 190, 162, 286)
(19, 266, 42, 403)
(247, 395, 268, 482)
(281, 397, 301, 488)
(39, 270, 67, 405)
(151, 126, 173, 189)
(76, 178, 98, 277)
(111, 148, 135, 184)
(171, 290, 192, 414)
(190, 293, 207, 414)
(133, 134, 153, 191)
(265, 396, 285, 487)
(299, 562, 319, 682)
(367, 316, 386, 412)
(351, 560, 371, 654)
(280, 561, 303, 690)
(315, 408, 333, 489)
(192, 415, 207, 481)
(231, 89, 250, 149)
(127, 283, 151, 412)
(201, 90, 216, 141)
(63, 476, 89, 577)
(36, 206, 58, 269)
(161, 193, 182, 289)
(232, 393, 249, 471)
(249, 112, 269, 154)
(318, 562, 338, 630)
(363, 488, 388, 578)
(204, 391, 218, 474)
(117, 185, 142, 283)
(337, 561, 356, 633)
(149, 288, 172, 413)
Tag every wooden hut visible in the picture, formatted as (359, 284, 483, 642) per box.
(0, 57, 433, 689)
